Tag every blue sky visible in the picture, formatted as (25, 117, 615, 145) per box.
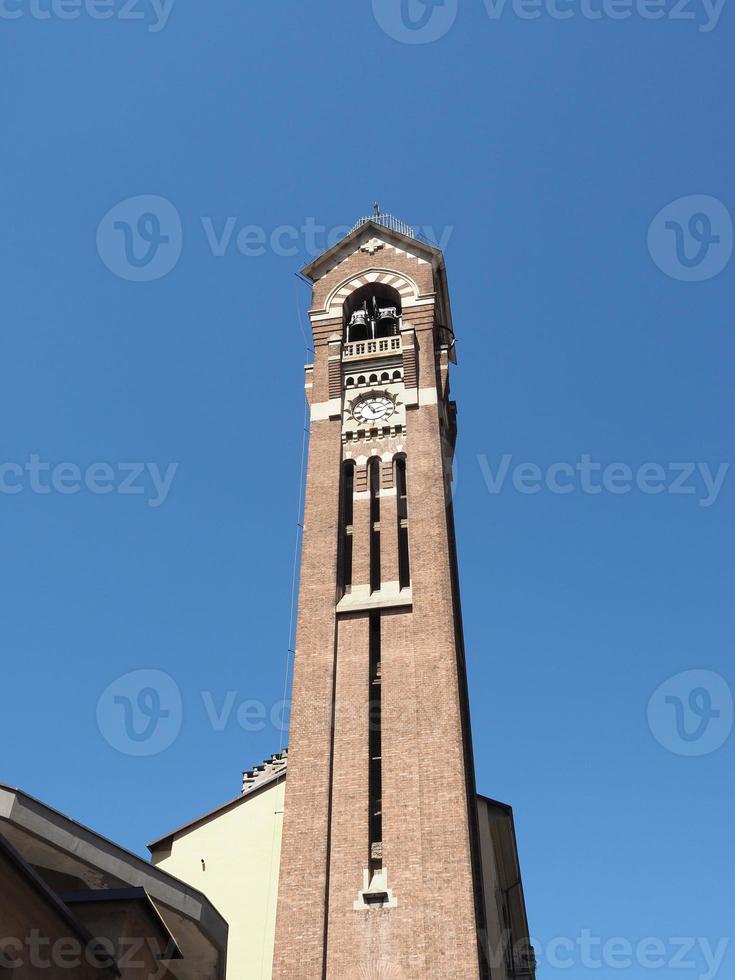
(1, 1, 733, 977)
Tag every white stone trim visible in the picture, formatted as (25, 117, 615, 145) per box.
(353, 868, 398, 911)
(310, 398, 342, 421)
(418, 387, 438, 406)
(336, 583, 412, 614)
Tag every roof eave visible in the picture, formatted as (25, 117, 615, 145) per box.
(300, 219, 443, 282)
(147, 767, 286, 852)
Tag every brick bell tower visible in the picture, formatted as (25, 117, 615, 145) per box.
(273, 212, 488, 980)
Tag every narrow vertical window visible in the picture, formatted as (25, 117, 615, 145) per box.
(338, 461, 354, 597)
(395, 455, 411, 589)
(369, 458, 381, 594)
(368, 612, 382, 873)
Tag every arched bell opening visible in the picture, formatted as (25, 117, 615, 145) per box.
(343, 283, 402, 342)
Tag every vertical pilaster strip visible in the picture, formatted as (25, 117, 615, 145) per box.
(401, 326, 418, 390)
(272, 413, 343, 980)
(324, 613, 371, 979)
(406, 396, 483, 979)
(328, 337, 342, 400)
(351, 466, 371, 591)
(380, 475, 400, 590)
(380, 608, 429, 979)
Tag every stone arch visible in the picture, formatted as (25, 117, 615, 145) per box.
(324, 268, 420, 318)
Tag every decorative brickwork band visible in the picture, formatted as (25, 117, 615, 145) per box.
(401, 327, 418, 390)
(328, 337, 342, 400)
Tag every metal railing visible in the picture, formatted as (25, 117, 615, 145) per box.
(350, 212, 415, 239)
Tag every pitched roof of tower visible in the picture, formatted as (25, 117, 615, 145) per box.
(301, 214, 444, 283)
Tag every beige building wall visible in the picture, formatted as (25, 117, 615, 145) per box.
(476, 796, 536, 980)
(151, 779, 285, 980)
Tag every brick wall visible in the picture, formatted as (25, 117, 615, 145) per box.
(273, 226, 483, 979)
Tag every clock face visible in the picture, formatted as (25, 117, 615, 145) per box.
(351, 393, 395, 425)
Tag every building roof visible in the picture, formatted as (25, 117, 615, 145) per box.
(147, 750, 288, 853)
(300, 217, 444, 282)
(0, 784, 227, 980)
(60, 887, 182, 960)
(0, 830, 117, 972)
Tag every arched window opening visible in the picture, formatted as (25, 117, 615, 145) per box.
(395, 455, 410, 589)
(345, 377, 355, 388)
(380, 372, 390, 383)
(338, 461, 355, 597)
(343, 283, 402, 343)
(369, 458, 381, 594)
(357, 375, 366, 386)
(392, 370, 402, 382)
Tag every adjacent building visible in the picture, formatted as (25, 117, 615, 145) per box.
(0, 784, 227, 979)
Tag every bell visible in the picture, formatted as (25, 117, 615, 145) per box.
(376, 306, 398, 337)
(348, 309, 370, 342)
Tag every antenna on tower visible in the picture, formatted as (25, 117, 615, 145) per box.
(373, 202, 381, 218)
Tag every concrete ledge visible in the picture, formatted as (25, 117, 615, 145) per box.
(336, 587, 412, 614)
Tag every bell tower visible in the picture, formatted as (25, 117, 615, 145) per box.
(273, 214, 487, 980)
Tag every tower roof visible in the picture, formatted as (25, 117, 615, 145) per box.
(301, 215, 444, 283)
